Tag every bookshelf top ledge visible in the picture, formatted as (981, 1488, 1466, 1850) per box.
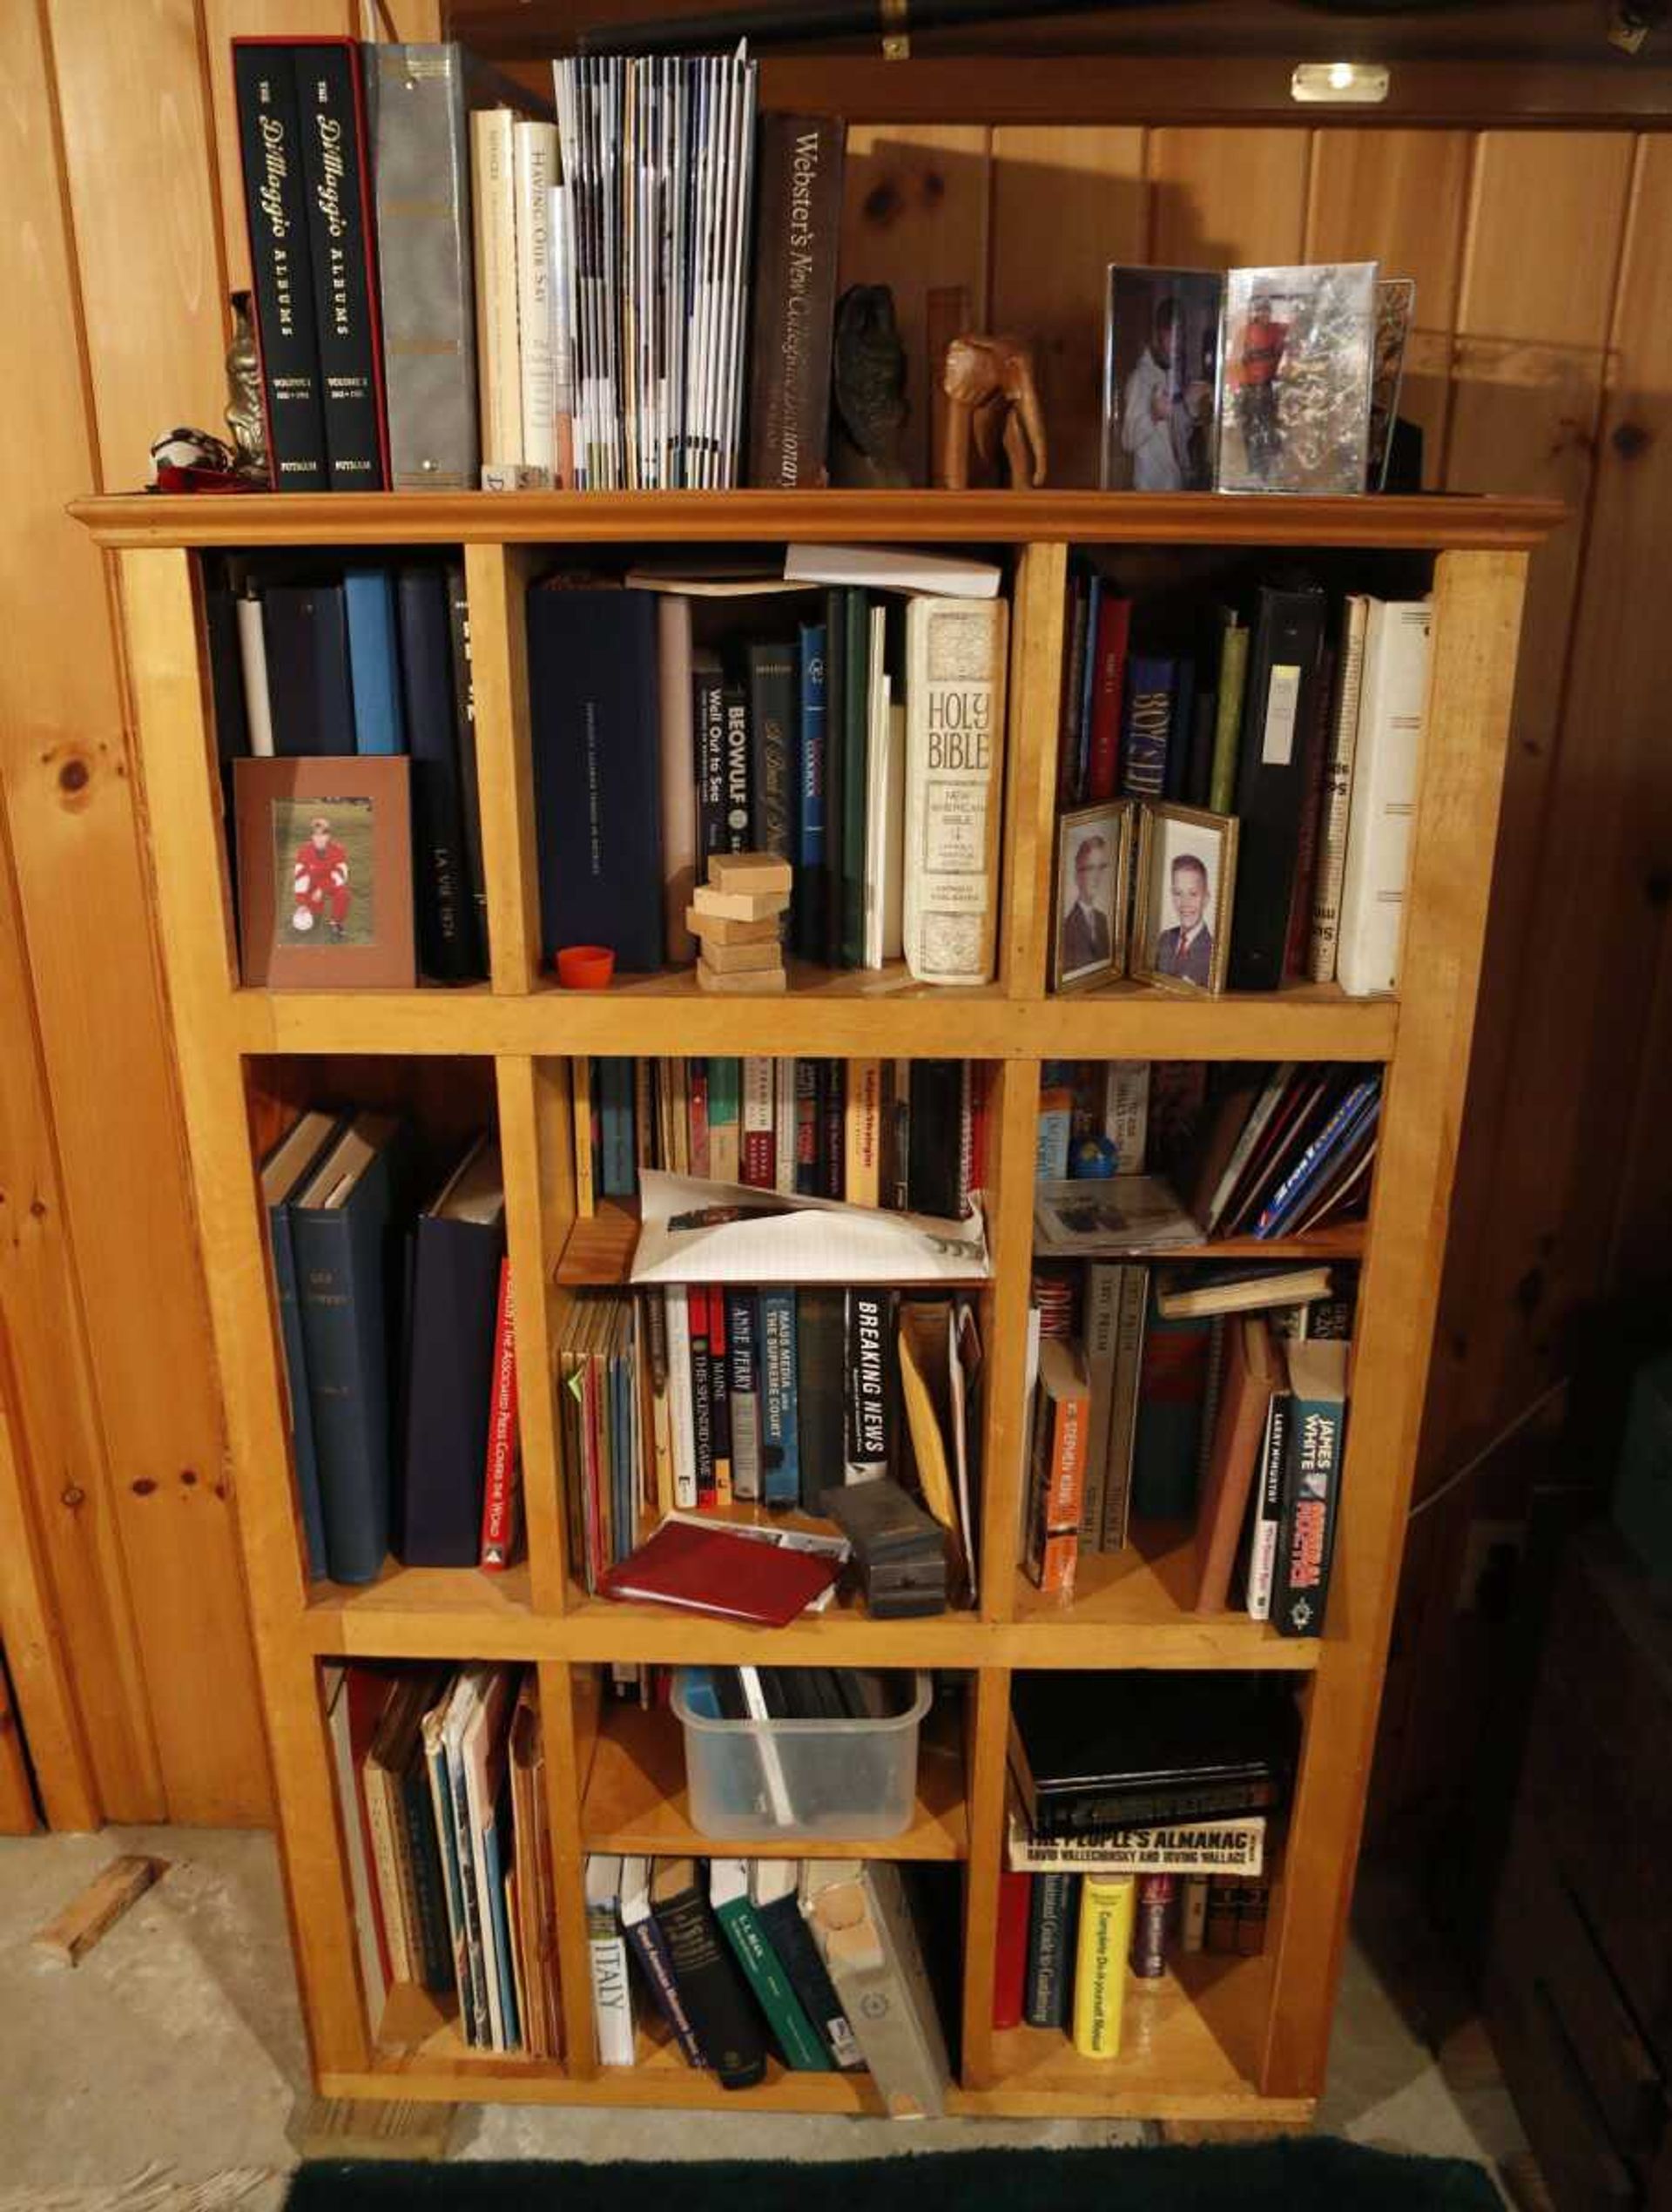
(71, 489, 1565, 554)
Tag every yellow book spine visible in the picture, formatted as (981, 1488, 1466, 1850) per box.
(1072, 1874, 1135, 2057)
(571, 1057, 595, 1219)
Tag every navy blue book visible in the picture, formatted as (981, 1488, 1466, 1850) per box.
(839, 588, 869, 968)
(794, 619, 827, 961)
(398, 1136, 505, 1567)
(289, 1111, 409, 1585)
(344, 567, 405, 754)
(1118, 654, 1176, 800)
(263, 583, 355, 755)
(821, 590, 846, 967)
(759, 1290, 800, 1507)
(232, 44, 328, 490)
(260, 1108, 347, 1580)
(398, 563, 485, 984)
(1023, 1870, 1079, 2029)
(446, 563, 489, 961)
(527, 587, 664, 972)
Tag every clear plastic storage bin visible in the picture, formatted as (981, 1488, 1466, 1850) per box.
(671, 1671, 933, 1841)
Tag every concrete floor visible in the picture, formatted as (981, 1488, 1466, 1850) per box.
(0, 1827, 1527, 2209)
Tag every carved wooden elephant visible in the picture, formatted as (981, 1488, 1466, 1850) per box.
(940, 334, 1048, 491)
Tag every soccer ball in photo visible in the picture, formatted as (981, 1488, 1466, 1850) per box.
(292, 904, 315, 934)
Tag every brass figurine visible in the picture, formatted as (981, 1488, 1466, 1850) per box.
(225, 291, 269, 482)
(940, 334, 1048, 491)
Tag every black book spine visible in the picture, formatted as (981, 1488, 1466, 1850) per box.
(399, 565, 484, 982)
(398, 1211, 503, 1567)
(757, 1892, 862, 2068)
(652, 1881, 768, 2089)
(820, 1058, 845, 1198)
(293, 44, 388, 489)
(1023, 1870, 1079, 2029)
(233, 44, 328, 490)
(399, 1757, 455, 1993)
(722, 680, 752, 853)
(262, 583, 354, 757)
(746, 639, 796, 877)
(623, 1911, 707, 2067)
(1227, 584, 1326, 992)
(822, 589, 846, 967)
(907, 1061, 963, 1218)
(795, 1288, 846, 1514)
(1035, 1776, 1283, 1838)
(446, 563, 489, 961)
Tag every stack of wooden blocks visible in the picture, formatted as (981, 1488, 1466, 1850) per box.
(689, 853, 791, 994)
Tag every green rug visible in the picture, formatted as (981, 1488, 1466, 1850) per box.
(286, 2140, 1500, 2209)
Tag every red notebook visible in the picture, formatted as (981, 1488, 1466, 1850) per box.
(598, 1520, 839, 1626)
(993, 1868, 1032, 2029)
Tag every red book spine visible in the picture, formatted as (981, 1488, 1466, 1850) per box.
(1283, 644, 1337, 978)
(1085, 596, 1132, 804)
(479, 1259, 520, 1568)
(993, 1869, 1032, 2028)
(967, 1059, 994, 1198)
(688, 1060, 711, 1178)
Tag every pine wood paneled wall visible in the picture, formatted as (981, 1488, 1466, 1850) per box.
(0, 8, 1666, 1831)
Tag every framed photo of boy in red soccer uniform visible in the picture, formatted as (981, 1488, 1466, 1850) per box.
(233, 756, 415, 988)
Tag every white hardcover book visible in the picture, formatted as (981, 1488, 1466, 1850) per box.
(1337, 598, 1433, 997)
(773, 1057, 798, 1195)
(470, 109, 522, 468)
(1308, 593, 1371, 981)
(657, 597, 698, 964)
(583, 1854, 636, 2065)
(901, 597, 1008, 986)
(236, 591, 274, 756)
(512, 121, 557, 476)
(880, 701, 907, 963)
(664, 1286, 698, 1510)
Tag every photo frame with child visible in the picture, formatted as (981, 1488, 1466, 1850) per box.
(1052, 800, 1134, 994)
(1131, 802, 1238, 999)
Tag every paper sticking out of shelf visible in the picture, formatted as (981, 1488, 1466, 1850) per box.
(1033, 1175, 1203, 1255)
(630, 1170, 990, 1285)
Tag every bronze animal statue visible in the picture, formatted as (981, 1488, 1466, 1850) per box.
(940, 334, 1048, 491)
(830, 285, 911, 489)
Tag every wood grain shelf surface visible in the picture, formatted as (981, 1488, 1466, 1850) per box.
(578, 1696, 968, 1860)
(1010, 1523, 1318, 1669)
(71, 489, 1564, 553)
(226, 980, 1397, 1062)
(1034, 1223, 1367, 1265)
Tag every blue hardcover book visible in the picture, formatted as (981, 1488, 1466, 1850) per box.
(399, 563, 485, 983)
(599, 1058, 637, 1197)
(345, 567, 406, 754)
(483, 1773, 522, 2050)
(1255, 1079, 1381, 1240)
(398, 1136, 504, 1567)
(289, 1111, 408, 1584)
(1119, 655, 1176, 800)
(260, 1109, 347, 1579)
(528, 587, 664, 971)
(726, 1292, 762, 1502)
(759, 1289, 800, 1507)
(795, 619, 827, 961)
(262, 582, 354, 755)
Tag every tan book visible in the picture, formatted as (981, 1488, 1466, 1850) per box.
(698, 960, 788, 995)
(710, 850, 792, 894)
(902, 597, 1008, 986)
(698, 936, 784, 975)
(469, 109, 521, 468)
(685, 907, 781, 945)
(844, 1057, 883, 1206)
(691, 885, 790, 923)
(570, 1056, 595, 1219)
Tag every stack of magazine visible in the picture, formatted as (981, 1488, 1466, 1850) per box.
(553, 51, 759, 491)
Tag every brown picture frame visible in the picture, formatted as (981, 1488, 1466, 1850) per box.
(1131, 801, 1239, 998)
(234, 755, 415, 989)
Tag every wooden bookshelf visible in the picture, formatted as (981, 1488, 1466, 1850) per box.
(84, 488, 1553, 2122)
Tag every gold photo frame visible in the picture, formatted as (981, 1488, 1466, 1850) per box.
(1131, 802, 1239, 998)
(1051, 799, 1135, 994)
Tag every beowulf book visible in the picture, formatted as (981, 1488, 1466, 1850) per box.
(746, 115, 846, 489)
(233, 44, 329, 489)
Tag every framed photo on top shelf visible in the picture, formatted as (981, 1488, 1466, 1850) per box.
(233, 755, 415, 989)
(1052, 800, 1134, 994)
(1216, 260, 1378, 496)
(1101, 266, 1224, 493)
(1131, 803, 1237, 998)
